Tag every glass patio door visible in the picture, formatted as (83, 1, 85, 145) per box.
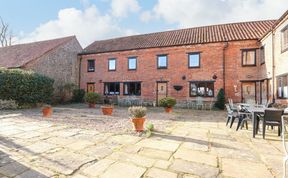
(241, 82, 256, 104)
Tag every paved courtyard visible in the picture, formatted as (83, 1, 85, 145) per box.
(0, 104, 285, 178)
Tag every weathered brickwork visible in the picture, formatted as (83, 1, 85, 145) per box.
(80, 39, 262, 104)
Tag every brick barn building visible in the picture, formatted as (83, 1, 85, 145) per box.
(79, 15, 287, 106)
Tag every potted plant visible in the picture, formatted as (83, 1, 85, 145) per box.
(128, 106, 147, 132)
(42, 104, 52, 117)
(159, 97, 177, 113)
(101, 105, 114, 115)
(84, 92, 101, 108)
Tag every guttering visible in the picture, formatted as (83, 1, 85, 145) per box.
(223, 41, 229, 95)
(78, 56, 82, 89)
(272, 28, 276, 103)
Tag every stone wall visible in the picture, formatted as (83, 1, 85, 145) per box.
(23, 37, 82, 96)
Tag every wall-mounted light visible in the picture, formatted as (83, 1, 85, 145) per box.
(99, 80, 103, 83)
(182, 75, 186, 80)
(212, 74, 217, 80)
(234, 85, 238, 93)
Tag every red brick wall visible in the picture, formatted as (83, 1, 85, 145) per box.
(80, 40, 261, 103)
(224, 40, 261, 103)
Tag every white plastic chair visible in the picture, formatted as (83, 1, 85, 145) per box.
(196, 96, 204, 110)
(282, 115, 288, 178)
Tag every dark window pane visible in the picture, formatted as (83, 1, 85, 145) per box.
(124, 83, 128, 95)
(123, 82, 141, 96)
(242, 50, 256, 66)
(278, 78, 283, 98)
(104, 82, 120, 95)
(206, 83, 214, 96)
(283, 28, 288, 50)
(190, 83, 197, 96)
(87, 60, 95, 72)
(197, 83, 206, 96)
(260, 47, 265, 64)
(190, 81, 214, 97)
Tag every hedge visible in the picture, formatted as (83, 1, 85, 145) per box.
(0, 68, 54, 105)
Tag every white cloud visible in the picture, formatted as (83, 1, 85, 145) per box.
(110, 0, 140, 18)
(17, 5, 137, 47)
(140, 11, 153, 23)
(143, 0, 288, 28)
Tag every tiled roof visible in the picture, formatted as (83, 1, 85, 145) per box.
(84, 20, 276, 54)
(0, 36, 76, 68)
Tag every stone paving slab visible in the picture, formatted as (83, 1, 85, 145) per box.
(82, 159, 115, 177)
(221, 158, 273, 178)
(138, 148, 173, 160)
(99, 162, 146, 178)
(173, 147, 217, 167)
(146, 167, 177, 178)
(169, 159, 219, 177)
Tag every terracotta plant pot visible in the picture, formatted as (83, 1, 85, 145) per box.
(101, 106, 113, 115)
(88, 103, 96, 108)
(42, 106, 52, 117)
(165, 107, 173, 113)
(131, 117, 146, 132)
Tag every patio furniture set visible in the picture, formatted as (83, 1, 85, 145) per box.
(226, 98, 288, 138)
(226, 99, 288, 177)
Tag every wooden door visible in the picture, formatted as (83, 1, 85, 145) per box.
(87, 83, 95, 92)
(157, 82, 168, 105)
(241, 82, 256, 104)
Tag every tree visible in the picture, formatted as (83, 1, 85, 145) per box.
(214, 88, 225, 110)
(0, 17, 13, 47)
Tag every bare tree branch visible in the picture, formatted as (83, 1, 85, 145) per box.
(0, 16, 13, 47)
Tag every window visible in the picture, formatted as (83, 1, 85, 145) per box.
(128, 57, 137, 70)
(108, 58, 116, 71)
(123, 82, 141, 95)
(104, 82, 120, 95)
(87, 59, 95, 72)
(188, 53, 200, 68)
(157, 55, 167, 69)
(282, 26, 288, 52)
(277, 74, 288, 99)
(242, 49, 256, 66)
(189, 81, 214, 97)
(260, 46, 265, 64)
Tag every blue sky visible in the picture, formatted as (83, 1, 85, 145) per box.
(0, 0, 287, 47)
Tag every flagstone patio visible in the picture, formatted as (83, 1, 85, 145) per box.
(0, 105, 285, 178)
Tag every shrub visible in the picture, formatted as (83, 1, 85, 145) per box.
(0, 68, 54, 105)
(84, 92, 101, 104)
(0, 99, 18, 109)
(128, 106, 147, 118)
(57, 83, 77, 103)
(159, 97, 177, 107)
(72, 89, 85, 103)
(146, 123, 154, 131)
(214, 88, 225, 110)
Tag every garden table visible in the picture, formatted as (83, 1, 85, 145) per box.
(247, 107, 265, 138)
(247, 107, 288, 138)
